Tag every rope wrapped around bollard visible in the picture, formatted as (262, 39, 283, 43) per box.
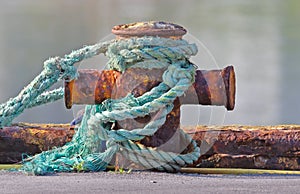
(0, 22, 202, 175)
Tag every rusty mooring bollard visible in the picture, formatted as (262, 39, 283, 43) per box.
(65, 21, 235, 111)
(64, 21, 236, 168)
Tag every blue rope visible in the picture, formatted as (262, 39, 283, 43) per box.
(0, 36, 201, 175)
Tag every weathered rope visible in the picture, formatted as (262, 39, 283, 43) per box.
(0, 40, 113, 127)
(0, 36, 200, 175)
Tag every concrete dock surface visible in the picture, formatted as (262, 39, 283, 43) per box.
(0, 170, 299, 193)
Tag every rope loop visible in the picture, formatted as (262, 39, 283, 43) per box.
(106, 37, 197, 72)
(163, 60, 195, 88)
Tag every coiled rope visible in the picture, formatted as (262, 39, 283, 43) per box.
(0, 36, 200, 175)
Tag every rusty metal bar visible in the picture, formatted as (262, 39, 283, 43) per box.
(1, 123, 300, 171)
(64, 70, 121, 109)
(64, 66, 235, 110)
(0, 123, 74, 163)
(181, 65, 235, 110)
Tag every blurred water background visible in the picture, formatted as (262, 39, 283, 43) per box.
(0, 0, 299, 125)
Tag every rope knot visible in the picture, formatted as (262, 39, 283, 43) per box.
(163, 61, 196, 88)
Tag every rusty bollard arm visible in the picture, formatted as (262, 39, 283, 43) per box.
(64, 66, 235, 110)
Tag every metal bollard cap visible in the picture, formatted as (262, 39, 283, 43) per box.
(112, 21, 187, 39)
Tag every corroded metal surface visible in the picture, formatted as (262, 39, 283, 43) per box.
(1, 124, 300, 171)
(181, 65, 235, 110)
(184, 125, 300, 170)
(65, 70, 121, 109)
(0, 123, 74, 163)
(185, 125, 300, 156)
(112, 21, 187, 39)
(196, 154, 300, 170)
(65, 66, 236, 110)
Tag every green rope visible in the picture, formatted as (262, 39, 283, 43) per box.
(0, 40, 113, 127)
(0, 36, 200, 175)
